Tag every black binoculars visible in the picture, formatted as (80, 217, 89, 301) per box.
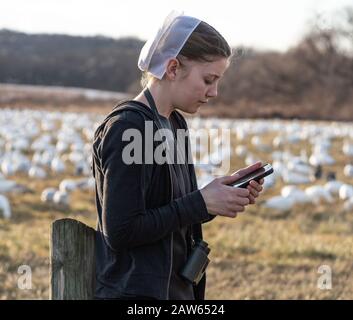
(180, 240, 210, 285)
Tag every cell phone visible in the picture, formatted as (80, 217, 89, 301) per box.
(229, 163, 274, 188)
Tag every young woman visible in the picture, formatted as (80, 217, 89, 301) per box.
(92, 12, 264, 300)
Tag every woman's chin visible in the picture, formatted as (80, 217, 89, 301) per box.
(189, 105, 201, 114)
(177, 104, 199, 114)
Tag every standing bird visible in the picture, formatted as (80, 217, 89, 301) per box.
(40, 188, 57, 203)
(0, 194, 11, 219)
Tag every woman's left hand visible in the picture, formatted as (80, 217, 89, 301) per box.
(247, 179, 264, 204)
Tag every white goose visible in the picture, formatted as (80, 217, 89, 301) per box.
(56, 140, 69, 154)
(1, 159, 16, 176)
(41, 120, 56, 132)
(305, 185, 334, 205)
(343, 142, 353, 157)
(245, 154, 258, 166)
(83, 128, 95, 142)
(272, 135, 285, 148)
(8, 137, 30, 152)
(287, 159, 313, 176)
(324, 180, 344, 196)
(59, 179, 79, 193)
(235, 127, 248, 141)
(281, 185, 311, 203)
(339, 184, 353, 201)
(343, 198, 353, 212)
(31, 134, 52, 151)
(235, 145, 247, 158)
(262, 173, 276, 189)
(12, 153, 31, 173)
(0, 194, 11, 219)
(51, 157, 66, 174)
(53, 190, 70, 206)
(76, 177, 95, 191)
(68, 151, 85, 165)
(40, 188, 57, 203)
(271, 160, 286, 179)
(251, 136, 271, 152)
(74, 161, 90, 176)
(264, 196, 295, 211)
(0, 179, 18, 193)
(28, 166, 47, 179)
(40, 149, 56, 167)
(282, 170, 313, 185)
(309, 152, 335, 166)
(343, 164, 353, 178)
(32, 151, 43, 166)
(251, 136, 262, 147)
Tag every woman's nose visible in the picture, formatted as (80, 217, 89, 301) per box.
(207, 85, 218, 99)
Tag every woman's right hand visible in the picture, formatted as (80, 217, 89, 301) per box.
(200, 174, 250, 218)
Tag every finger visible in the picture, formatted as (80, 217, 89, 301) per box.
(219, 173, 241, 185)
(247, 187, 259, 198)
(259, 178, 264, 185)
(226, 203, 245, 214)
(248, 194, 256, 204)
(248, 184, 260, 195)
(229, 212, 238, 218)
(249, 180, 260, 187)
(222, 208, 239, 218)
(249, 180, 263, 192)
(233, 161, 262, 178)
(233, 205, 245, 213)
(232, 187, 250, 197)
(233, 196, 250, 206)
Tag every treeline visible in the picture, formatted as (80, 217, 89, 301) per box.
(0, 8, 352, 120)
(0, 30, 143, 92)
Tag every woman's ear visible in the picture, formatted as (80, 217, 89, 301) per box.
(165, 58, 180, 81)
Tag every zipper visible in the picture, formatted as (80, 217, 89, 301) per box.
(166, 161, 174, 300)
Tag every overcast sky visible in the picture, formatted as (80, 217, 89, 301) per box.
(0, 0, 351, 51)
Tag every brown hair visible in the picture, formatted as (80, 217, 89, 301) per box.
(140, 21, 232, 87)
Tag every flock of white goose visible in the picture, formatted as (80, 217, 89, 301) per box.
(0, 109, 100, 218)
(190, 118, 353, 213)
(0, 109, 353, 219)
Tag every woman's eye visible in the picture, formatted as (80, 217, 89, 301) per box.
(204, 79, 213, 85)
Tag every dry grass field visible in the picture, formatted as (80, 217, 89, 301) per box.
(1, 111, 352, 300)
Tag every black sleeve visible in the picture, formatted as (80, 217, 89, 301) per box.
(202, 214, 217, 224)
(100, 119, 210, 252)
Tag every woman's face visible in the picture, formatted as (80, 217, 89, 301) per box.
(171, 57, 230, 114)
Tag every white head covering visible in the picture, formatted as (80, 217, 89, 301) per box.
(138, 11, 201, 79)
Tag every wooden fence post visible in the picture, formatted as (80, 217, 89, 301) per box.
(50, 218, 96, 300)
